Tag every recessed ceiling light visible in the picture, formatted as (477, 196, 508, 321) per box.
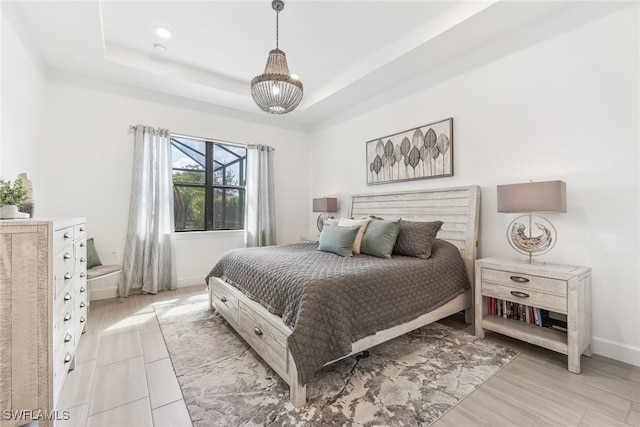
(154, 26, 172, 39)
(154, 44, 167, 55)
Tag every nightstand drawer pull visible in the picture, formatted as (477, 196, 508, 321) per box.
(63, 312, 72, 321)
(510, 276, 530, 283)
(254, 327, 263, 336)
(64, 333, 73, 343)
(64, 352, 72, 363)
(220, 296, 227, 303)
(510, 290, 530, 298)
(63, 253, 72, 260)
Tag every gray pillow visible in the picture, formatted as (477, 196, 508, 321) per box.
(360, 218, 401, 259)
(318, 224, 361, 257)
(86, 238, 102, 269)
(393, 220, 443, 259)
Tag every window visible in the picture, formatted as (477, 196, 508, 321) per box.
(171, 135, 247, 232)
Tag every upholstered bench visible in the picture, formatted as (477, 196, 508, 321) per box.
(86, 238, 122, 300)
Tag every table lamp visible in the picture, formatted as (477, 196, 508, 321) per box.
(313, 197, 338, 232)
(497, 180, 566, 263)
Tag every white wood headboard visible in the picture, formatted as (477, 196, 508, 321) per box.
(348, 185, 481, 285)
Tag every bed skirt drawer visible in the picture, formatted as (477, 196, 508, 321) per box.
(210, 280, 239, 325)
(237, 301, 287, 377)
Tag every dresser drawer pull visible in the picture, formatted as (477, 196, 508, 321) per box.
(79, 226, 85, 232)
(64, 333, 73, 343)
(80, 272, 86, 278)
(63, 312, 72, 321)
(64, 353, 72, 363)
(64, 293, 72, 301)
(254, 327, 263, 336)
(64, 273, 72, 280)
(63, 253, 72, 260)
(510, 276, 530, 283)
(80, 242, 85, 248)
(80, 286, 86, 293)
(63, 233, 71, 239)
(220, 296, 227, 303)
(80, 257, 86, 263)
(80, 301, 86, 308)
(80, 316, 86, 324)
(510, 291, 530, 298)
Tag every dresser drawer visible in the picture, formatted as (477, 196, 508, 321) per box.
(53, 327, 76, 403)
(74, 223, 87, 240)
(481, 281, 567, 313)
(482, 268, 567, 296)
(210, 280, 239, 324)
(54, 263, 75, 298)
(76, 298, 88, 338)
(237, 301, 287, 375)
(54, 226, 74, 253)
(76, 239, 87, 273)
(53, 283, 75, 344)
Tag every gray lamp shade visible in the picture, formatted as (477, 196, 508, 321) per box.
(313, 197, 338, 213)
(497, 180, 566, 213)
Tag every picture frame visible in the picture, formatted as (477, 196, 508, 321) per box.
(366, 118, 453, 185)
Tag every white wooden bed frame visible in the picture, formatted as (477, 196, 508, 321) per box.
(208, 185, 481, 406)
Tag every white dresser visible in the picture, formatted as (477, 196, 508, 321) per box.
(0, 218, 88, 427)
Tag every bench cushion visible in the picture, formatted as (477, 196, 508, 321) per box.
(87, 264, 122, 280)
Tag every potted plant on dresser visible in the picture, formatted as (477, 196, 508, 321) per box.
(0, 177, 28, 219)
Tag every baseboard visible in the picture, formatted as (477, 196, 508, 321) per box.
(592, 336, 640, 367)
(177, 276, 207, 288)
(88, 276, 205, 301)
(89, 286, 119, 301)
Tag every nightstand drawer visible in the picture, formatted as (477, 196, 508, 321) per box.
(482, 268, 567, 296)
(482, 282, 567, 313)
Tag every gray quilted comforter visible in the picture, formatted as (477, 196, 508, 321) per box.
(206, 239, 469, 384)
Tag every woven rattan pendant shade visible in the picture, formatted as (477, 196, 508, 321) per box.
(250, 0, 303, 115)
(251, 49, 303, 114)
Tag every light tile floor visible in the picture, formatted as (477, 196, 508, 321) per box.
(58, 286, 203, 427)
(58, 285, 640, 427)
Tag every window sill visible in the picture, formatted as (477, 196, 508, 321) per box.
(174, 230, 244, 240)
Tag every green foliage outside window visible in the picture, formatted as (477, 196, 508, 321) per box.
(172, 138, 246, 232)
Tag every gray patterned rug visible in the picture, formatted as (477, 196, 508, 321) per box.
(156, 297, 518, 426)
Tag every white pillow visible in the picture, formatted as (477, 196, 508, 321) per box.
(337, 218, 371, 254)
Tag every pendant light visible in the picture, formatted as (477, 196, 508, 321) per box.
(251, 0, 303, 114)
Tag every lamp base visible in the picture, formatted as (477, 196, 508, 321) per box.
(507, 214, 556, 260)
(316, 214, 335, 232)
(515, 256, 547, 265)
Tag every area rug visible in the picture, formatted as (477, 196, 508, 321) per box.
(155, 297, 518, 426)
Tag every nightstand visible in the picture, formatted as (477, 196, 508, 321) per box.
(474, 257, 592, 373)
(300, 235, 319, 243)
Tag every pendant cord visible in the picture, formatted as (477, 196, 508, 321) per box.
(275, 10, 280, 49)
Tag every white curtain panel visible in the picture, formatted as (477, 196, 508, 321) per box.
(245, 144, 276, 247)
(122, 126, 177, 297)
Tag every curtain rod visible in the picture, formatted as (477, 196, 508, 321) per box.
(129, 125, 275, 151)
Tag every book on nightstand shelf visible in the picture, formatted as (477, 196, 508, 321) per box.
(487, 297, 565, 332)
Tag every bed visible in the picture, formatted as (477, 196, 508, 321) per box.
(206, 185, 480, 406)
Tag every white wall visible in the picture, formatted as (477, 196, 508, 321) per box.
(37, 75, 310, 289)
(309, 4, 639, 365)
(0, 10, 45, 181)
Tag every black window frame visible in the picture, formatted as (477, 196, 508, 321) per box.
(171, 135, 246, 232)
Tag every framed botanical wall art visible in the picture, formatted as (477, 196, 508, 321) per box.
(366, 118, 453, 185)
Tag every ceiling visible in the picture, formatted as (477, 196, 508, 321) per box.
(4, 1, 587, 128)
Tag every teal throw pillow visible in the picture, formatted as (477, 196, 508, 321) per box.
(318, 224, 361, 257)
(360, 218, 402, 259)
(86, 238, 103, 269)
